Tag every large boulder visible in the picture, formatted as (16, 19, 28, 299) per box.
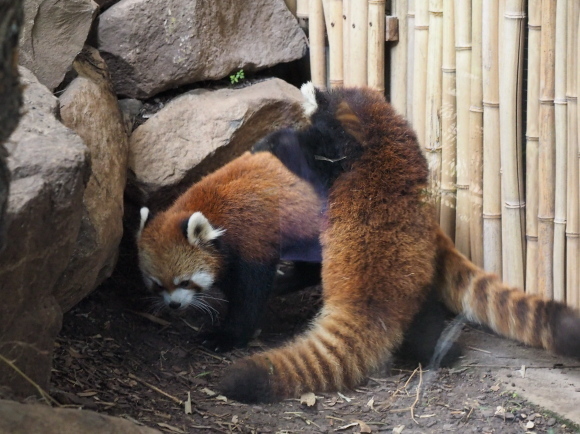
(0, 67, 90, 396)
(0, 399, 160, 434)
(98, 0, 308, 98)
(56, 46, 129, 312)
(18, 0, 98, 90)
(0, 0, 24, 250)
(129, 78, 308, 207)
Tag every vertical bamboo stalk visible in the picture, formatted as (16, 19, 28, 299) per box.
(525, 0, 541, 294)
(440, 0, 456, 240)
(406, 0, 415, 122)
(537, 0, 556, 299)
(309, 0, 327, 89)
(570, 1, 580, 308)
(498, 0, 525, 288)
(412, 1, 429, 149)
(390, 0, 408, 115)
(454, 0, 472, 258)
(482, 0, 502, 275)
(324, 0, 344, 88)
(297, 0, 309, 17)
(343, 0, 351, 85)
(468, 0, 483, 266)
(368, 0, 385, 92)
(553, 0, 567, 302)
(350, 1, 368, 85)
(425, 0, 443, 216)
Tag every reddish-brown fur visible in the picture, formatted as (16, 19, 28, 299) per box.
(219, 86, 580, 403)
(138, 151, 322, 290)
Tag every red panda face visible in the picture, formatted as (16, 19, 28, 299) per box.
(137, 208, 224, 311)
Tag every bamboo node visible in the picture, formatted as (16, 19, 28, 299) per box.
(455, 184, 469, 190)
(503, 12, 526, 20)
(428, 11, 443, 17)
(566, 95, 578, 102)
(482, 101, 499, 108)
(554, 218, 567, 224)
(554, 98, 567, 105)
(482, 213, 502, 219)
(526, 235, 539, 241)
(407, 13, 415, 18)
(528, 24, 541, 30)
(538, 98, 555, 106)
(415, 25, 428, 30)
(525, 135, 539, 142)
(455, 45, 472, 51)
(469, 105, 483, 113)
(537, 216, 555, 222)
(504, 201, 525, 209)
(565, 232, 580, 238)
(441, 67, 456, 73)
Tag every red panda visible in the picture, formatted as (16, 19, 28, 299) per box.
(137, 151, 324, 351)
(218, 83, 580, 403)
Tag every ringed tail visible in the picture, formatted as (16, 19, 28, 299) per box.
(435, 227, 580, 358)
(218, 304, 403, 403)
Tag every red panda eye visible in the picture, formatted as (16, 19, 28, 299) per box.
(178, 280, 190, 288)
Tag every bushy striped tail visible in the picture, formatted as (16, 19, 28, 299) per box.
(434, 228, 580, 358)
(219, 305, 402, 403)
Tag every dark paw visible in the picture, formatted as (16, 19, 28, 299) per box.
(198, 331, 246, 353)
(218, 358, 274, 403)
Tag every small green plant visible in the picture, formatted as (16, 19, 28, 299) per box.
(229, 69, 245, 84)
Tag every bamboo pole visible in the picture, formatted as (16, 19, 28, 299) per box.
(570, 1, 580, 309)
(552, 0, 567, 302)
(390, 0, 408, 115)
(525, 0, 541, 295)
(412, 1, 429, 149)
(468, 0, 483, 267)
(454, 0, 472, 258)
(498, 0, 525, 288)
(368, 0, 385, 92)
(425, 0, 443, 216)
(537, 0, 556, 299)
(297, 0, 309, 17)
(350, 1, 368, 85)
(309, 0, 327, 89)
(406, 0, 415, 122)
(439, 0, 456, 241)
(343, 0, 351, 85)
(482, 0, 501, 276)
(324, 0, 344, 88)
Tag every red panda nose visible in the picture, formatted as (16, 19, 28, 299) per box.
(168, 301, 181, 309)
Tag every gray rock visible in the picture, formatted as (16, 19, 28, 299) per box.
(0, 67, 89, 396)
(98, 0, 307, 98)
(129, 78, 307, 205)
(18, 0, 98, 90)
(56, 46, 129, 312)
(119, 98, 144, 133)
(0, 399, 160, 434)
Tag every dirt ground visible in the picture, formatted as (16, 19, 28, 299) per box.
(50, 269, 580, 434)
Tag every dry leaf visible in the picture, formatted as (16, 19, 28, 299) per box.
(215, 395, 228, 402)
(157, 422, 185, 433)
(232, 415, 239, 424)
(300, 392, 316, 407)
(357, 420, 372, 433)
(337, 392, 353, 402)
(201, 387, 217, 397)
(184, 392, 192, 415)
(77, 391, 98, 397)
(326, 397, 338, 407)
(393, 425, 405, 434)
(490, 384, 500, 392)
(518, 365, 526, 378)
(366, 397, 375, 410)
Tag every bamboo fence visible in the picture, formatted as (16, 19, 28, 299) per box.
(296, 0, 580, 307)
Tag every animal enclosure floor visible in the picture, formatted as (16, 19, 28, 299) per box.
(50, 281, 580, 434)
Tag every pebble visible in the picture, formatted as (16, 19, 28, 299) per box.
(547, 418, 556, 426)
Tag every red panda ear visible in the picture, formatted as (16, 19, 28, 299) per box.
(184, 212, 226, 246)
(335, 101, 365, 144)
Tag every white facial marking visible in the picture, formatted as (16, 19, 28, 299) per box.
(186, 212, 226, 245)
(300, 81, 318, 117)
(163, 288, 194, 307)
(191, 271, 214, 290)
(138, 207, 150, 237)
(143, 274, 161, 290)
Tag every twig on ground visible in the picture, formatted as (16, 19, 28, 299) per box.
(128, 373, 183, 405)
